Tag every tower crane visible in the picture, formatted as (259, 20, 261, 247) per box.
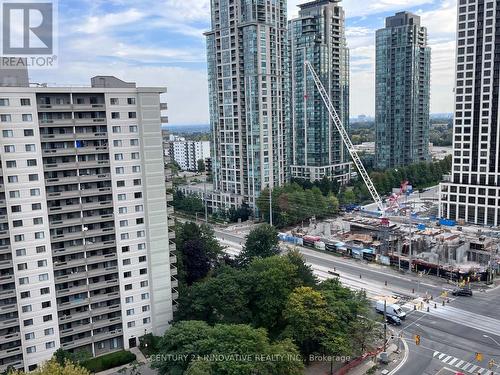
(304, 60, 386, 215)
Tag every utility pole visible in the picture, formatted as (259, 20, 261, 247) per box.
(383, 300, 387, 352)
(269, 186, 273, 227)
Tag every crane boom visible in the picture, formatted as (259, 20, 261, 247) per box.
(304, 60, 385, 213)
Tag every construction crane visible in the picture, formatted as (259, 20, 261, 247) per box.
(304, 60, 385, 214)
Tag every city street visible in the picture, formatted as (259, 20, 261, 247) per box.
(213, 227, 500, 375)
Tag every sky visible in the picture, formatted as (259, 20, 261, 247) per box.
(31, 0, 458, 125)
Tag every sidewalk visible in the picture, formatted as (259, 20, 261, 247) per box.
(346, 343, 402, 375)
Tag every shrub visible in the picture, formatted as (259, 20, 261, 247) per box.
(82, 350, 136, 373)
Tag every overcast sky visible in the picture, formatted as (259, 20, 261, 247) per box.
(31, 0, 457, 125)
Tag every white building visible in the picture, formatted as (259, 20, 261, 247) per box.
(0, 69, 175, 372)
(169, 140, 210, 171)
(440, 0, 500, 226)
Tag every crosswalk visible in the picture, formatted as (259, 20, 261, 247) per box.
(433, 351, 499, 375)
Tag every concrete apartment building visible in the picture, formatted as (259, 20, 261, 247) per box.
(289, 0, 351, 183)
(375, 12, 431, 169)
(205, 0, 288, 211)
(168, 138, 210, 172)
(440, 0, 500, 226)
(0, 68, 175, 372)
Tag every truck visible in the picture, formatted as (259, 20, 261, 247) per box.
(376, 300, 406, 320)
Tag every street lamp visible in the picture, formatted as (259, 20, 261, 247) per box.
(483, 334, 500, 347)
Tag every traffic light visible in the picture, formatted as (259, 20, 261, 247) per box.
(415, 335, 421, 345)
(475, 352, 483, 362)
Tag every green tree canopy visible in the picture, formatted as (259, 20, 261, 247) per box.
(9, 360, 89, 375)
(237, 224, 279, 266)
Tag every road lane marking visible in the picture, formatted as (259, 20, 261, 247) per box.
(461, 363, 473, 371)
(438, 353, 446, 360)
(448, 358, 458, 366)
(433, 351, 439, 357)
(443, 355, 452, 363)
(455, 360, 465, 367)
(469, 365, 478, 372)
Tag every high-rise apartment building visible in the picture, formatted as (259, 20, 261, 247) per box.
(206, 0, 288, 210)
(0, 69, 175, 372)
(375, 12, 431, 170)
(168, 139, 210, 172)
(440, 0, 500, 226)
(289, 0, 351, 183)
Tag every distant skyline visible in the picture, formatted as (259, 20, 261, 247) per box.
(29, 0, 457, 125)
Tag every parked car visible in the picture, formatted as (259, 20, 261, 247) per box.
(386, 315, 402, 326)
(451, 288, 473, 296)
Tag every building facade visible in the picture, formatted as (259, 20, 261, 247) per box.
(289, 0, 351, 183)
(375, 11, 431, 170)
(0, 71, 174, 372)
(169, 140, 210, 171)
(440, 0, 500, 226)
(205, 0, 288, 210)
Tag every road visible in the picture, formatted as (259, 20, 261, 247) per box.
(213, 227, 500, 375)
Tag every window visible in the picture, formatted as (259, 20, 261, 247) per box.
(141, 293, 149, 300)
(126, 308, 134, 316)
(24, 319, 33, 326)
(36, 246, 46, 253)
(112, 126, 121, 133)
(120, 220, 128, 227)
(117, 180, 125, 187)
(42, 301, 51, 308)
(127, 321, 136, 328)
(8, 176, 18, 183)
(14, 234, 24, 242)
(135, 205, 143, 212)
(129, 125, 138, 132)
(127, 98, 136, 105)
(113, 140, 122, 147)
(35, 232, 45, 239)
(110, 98, 119, 105)
(136, 218, 144, 225)
(18, 263, 28, 271)
(138, 243, 146, 251)
(39, 273, 49, 281)
(40, 287, 49, 295)
(44, 328, 54, 336)
(131, 152, 139, 160)
(130, 139, 139, 146)
(139, 268, 147, 275)
(4, 145, 15, 153)
(22, 305, 32, 313)
(10, 191, 20, 199)
(22, 114, 33, 122)
(30, 188, 40, 196)
(0, 99, 9, 106)
(111, 112, 120, 119)
(132, 166, 141, 173)
(142, 305, 150, 312)
(116, 167, 124, 174)
(118, 194, 126, 201)
(25, 332, 35, 340)
(26, 346, 36, 354)
(38, 260, 47, 267)
(134, 192, 142, 199)
(121, 233, 129, 240)
(125, 284, 132, 291)
(32, 203, 42, 210)
(25, 144, 36, 152)
(140, 280, 148, 287)
(19, 277, 29, 285)
(6, 160, 16, 168)
(33, 217, 43, 225)
(139, 255, 146, 262)
(21, 291, 30, 299)
(2, 130, 13, 137)
(24, 129, 34, 136)
(122, 246, 130, 253)
(137, 230, 145, 238)
(143, 317, 151, 324)
(45, 341, 55, 349)
(27, 159, 37, 166)
(119, 207, 128, 214)
(124, 271, 132, 278)
(128, 112, 137, 119)
(0, 114, 12, 122)
(21, 98, 30, 106)
(29, 174, 39, 181)
(125, 296, 133, 303)
(16, 249, 26, 257)
(114, 153, 123, 161)
(11, 205, 21, 213)
(13, 219, 22, 227)
(42, 314, 52, 322)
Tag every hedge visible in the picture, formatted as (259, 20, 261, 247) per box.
(82, 350, 136, 373)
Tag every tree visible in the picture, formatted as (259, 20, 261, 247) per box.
(8, 360, 90, 375)
(182, 239, 212, 285)
(285, 250, 317, 287)
(153, 321, 304, 375)
(197, 159, 206, 173)
(237, 224, 279, 266)
(282, 287, 336, 360)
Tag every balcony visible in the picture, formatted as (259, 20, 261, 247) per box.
(59, 310, 91, 324)
(171, 277, 178, 288)
(170, 266, 178, 278)
(167, 206, 174, 215)
(168, 230, 175, 240)
(169, 242, 176, 252)
(61, 336, 92, 350)
(88, 278, 119, 292)
(45, 176, 79, 186)
(91, 303, 121, 316)
(74, 132, 108, 140)
(171, 288, 179, 300)
(53, 257, 86, 270)
(73, 103, 105, 111)
(39, 118, 74, 126)
(92, 316, 122, 330)
(92, 328, 123, 341)
(0, 303, 17, 315)
(55, 271, 87, 283)
(0, 319, 19, 329)
(74, 117, 106, 125)
(169, 254, 177, 264)
(83, 213, 114, 225)
(87, 266, 118, 278)
(60, 324, 92, 338)
(57, 298, 90, 311)
(41, 133, 75, 141)
(0, 346, 22, 359)
(79, 173, 111, 183)
(161, 116, 169, 123)
(90, 291, 120, 304)
(160, 103, 168, 110)
(56, 284, 89, 298)
(0, 260, 12, 270)
(46, 190, 81, 200)
(80, 187, 112, 198)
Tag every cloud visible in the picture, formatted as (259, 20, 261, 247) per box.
(76, 9, 145, 34)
